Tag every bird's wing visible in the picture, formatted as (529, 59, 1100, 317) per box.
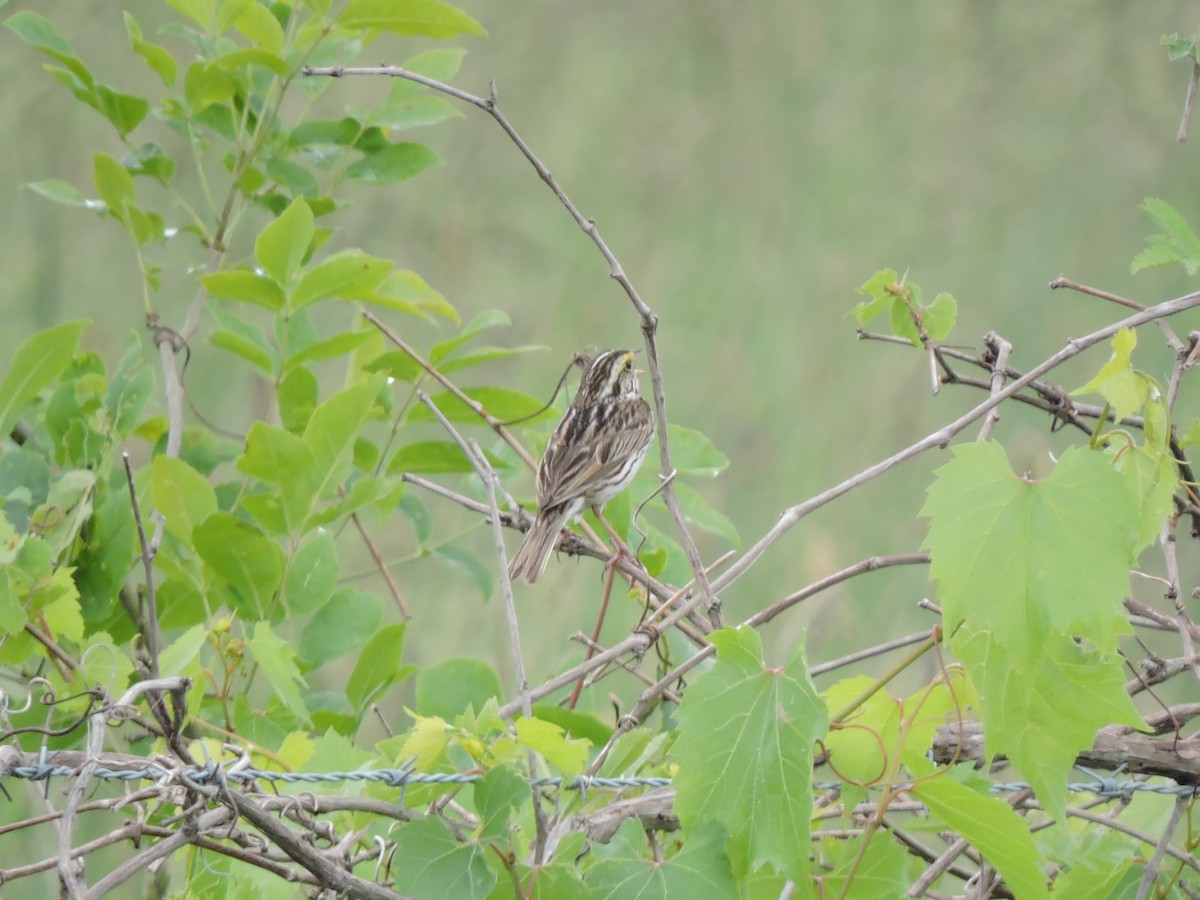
(536, 400, 652, 508)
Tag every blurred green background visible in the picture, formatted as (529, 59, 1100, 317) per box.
(3, 1, 1200, 696)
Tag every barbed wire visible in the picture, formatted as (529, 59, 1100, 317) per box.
(5, 746, 1196, 802)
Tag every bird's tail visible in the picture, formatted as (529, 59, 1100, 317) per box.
(508, 508, 571, 584)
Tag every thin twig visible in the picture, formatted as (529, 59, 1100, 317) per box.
(122, 451, 160, 677)
(714, 288, 1200, 594)
(975, 331, 1013, 442)
(343, 495, 411, 620)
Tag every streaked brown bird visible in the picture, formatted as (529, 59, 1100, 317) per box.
(508, 349, 654, 583)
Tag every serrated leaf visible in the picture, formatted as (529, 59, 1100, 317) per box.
(247, 621, 310, 724)
(514, 716, 589, 774)
(341, 0, 487, 38)
(0, 320, 89, 434)
(924, 291, 957, 341)
(390, 817, 495, 899)
(1133, 197, 1200, 276)
(399, 712, 451, 770)
(1071, 328, 1151, 420)
(588, 820, 735, 899)
(673, 626, 826, 881)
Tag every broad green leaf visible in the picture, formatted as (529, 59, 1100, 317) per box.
(246, 621, 310, 724)
(124, 11, 176, 86)
(850, 267, 899, 327)
(106, 334, 155, 438)
(202, 269, 285, 311)
(93, 152, 134, 220)
(233, 1, 283, 53)
(292, 251, 393, 309)
(299, 589, 383, 668)
(1071, 329, 1151, 420)
(922, 442, 1137, 650)
(279, 366, 318, 433)
(193, 513, 284, 614)
(365, 269, 458, 321)
(238, 423, 316, 533)
(282, 331, 374, 374)
(402, 47, 466, 81)
(158, 624, 207, 676)
(1113, 442, 1176, 553)
(512, 716, 589, 774)
(302, 381, 380, 514)
(73, 485, 136, 620)
(924, 291, 957, 340)
(530, 704, 613, 748)
(821, 829, 920, 899)
(209, 328, 276, 374)
(922, 443, 1144, 820)
(368, 94, 460, 131)
(164, 0, 216, 31)
(1048, 833, 1135, 898)
(415, 658, 502, 721)
(0, 319, 89, 434)
(346, 141, 441, 184)
(429, 309, 511, 364)
(347, 622, 412, 708)
(674, 481, 739, 547)
(911, 762, 1050, 900)
(341, 0, 487, 38)
(151, 456, 217, 543)
(822, 676, 901, 784)
(6, 11, 93, 87)
(430, 545, 492, 601)
(390, 817, 494, 900)
(473, 766, 527, 843)
(27, 179, 91, 207)
(673, 626, 826, 882)
(256, 197, 314, 290)
(588, 820, 735, 899)
(387, 440, 502, 474)
(406, 387, 556, 425)
(284, 532, 338, 614)
(668, 424, 729, 477)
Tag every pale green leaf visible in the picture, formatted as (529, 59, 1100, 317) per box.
(247, 620, 310, 724)
(341, 0, 487, 38)
(0, 320, 89, 434)
(151, 456, 217, 543)
(256, 197, 314, 290)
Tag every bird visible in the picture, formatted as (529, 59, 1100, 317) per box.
(508, 349, 654, 583)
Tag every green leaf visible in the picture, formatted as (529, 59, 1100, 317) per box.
(27, 179, 91, 207)
(406, 387, 556, 425)
(282, 331, 374, 375)
(513, 716, 589, 774)
(1132, 197, 1200, 276)
(284, 532, 338, 615)
(415, 658, 502, 720)
(1071, 328, 1151, 421)
(530, 704, 613, 748)
(151, 456, 217, 543)
(668, 424, 729, 477)
(922, 443, 1145, 820)
(124, 11, 176, 86)
(390, 817, 495, 900)
(256, 197, 314, 290)
(301, 381, 380, 513)
(238, 423, 316, 533)
(430, 545, 492, 601)
(910, 762, 1051, 900)
(672, 626, 826, 882)
(6, 11, 94, 88)
(341, 0, 487, 38)
(674, 481, 739, 547)
(849, 268, 898, 327)
(430, 309, 510, 364)
(347, 141, 441, 184)
(347, 622, 412, 708)
(209, 328, 276, 374)
(300, 589, 383, 668)
(292, 250, 393, 309)
(473, 766, 527, 843)
(202, 269, 285, 311)
(193, 513, 284, 615)
(0, 319, 89, 434)
(233, 1, 284, 53)
(588, 820, 736, 899)
(279, 366, 318, 433)
(246, 621, 310, 725)
(158, 624, 208, 676)
(923, 291, 957, 340)
(386, 440, 502, 475)
(365, 269, 459, 321)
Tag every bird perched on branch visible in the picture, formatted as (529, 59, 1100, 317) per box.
(508, 349, 653, 583)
